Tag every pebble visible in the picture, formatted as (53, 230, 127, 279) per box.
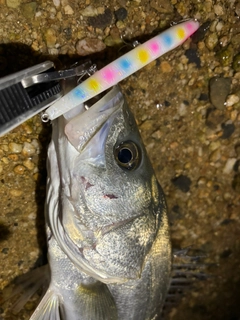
(209, 149, 221, 162)
(23, 159, 35, 170)
(22, 142, 36, 157)
(9, 189, 23, 197)
(14, 165, 25, 175)
(209, 77, 232, 110)
(205, 32, 218, 50)
(76, 38, 106, 56)
(160, 61, 172, 73)
(6, 0, 20, 8)
(197, 176, 207, 186)
(81, 5, 98, 17)
(171, 175, 192, 193)
(114, 7, 127, 20)
(217, 45, 234, 67)
(8, 154, 18, 161)
(226, 94, 239, 106)
(53, 0, 60, 7)
(8, 142, 22, 153)
(214, 4, 224, 15)
(206, 108, 225, 129)
(21, 2, 37, 19)
(64, 4, 74, 15)
(150, 0, 173, 13)
(223, 158, 236, 174)
(209, 140, 221, 151)
(104, 35, 122, 46)
(221, 122, 235, 139)
(178, 102, 187, 116)
(44, 28, 57, 48)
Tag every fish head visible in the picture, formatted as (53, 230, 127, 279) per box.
(49, 86, 169, 283)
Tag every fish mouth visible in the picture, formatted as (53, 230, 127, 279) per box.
(63, 86, 123, 165)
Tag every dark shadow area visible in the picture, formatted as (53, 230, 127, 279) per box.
(0, 223, 11, 242)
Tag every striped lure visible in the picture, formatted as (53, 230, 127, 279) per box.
(44, 20, 199, 120)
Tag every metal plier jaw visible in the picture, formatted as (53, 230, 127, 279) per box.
(0, 60, 96, 136)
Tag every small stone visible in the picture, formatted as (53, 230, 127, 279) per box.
(9, 189, 23, 197)
(150, 0, 173, 13)
(21, 2, 37, 19)
(28, 212, 36, 220)
(81, 5, 98, 17)
(21, 122, 33, 134)
(76, 38, 106, 56)
(209, 140, 221, 151)
(205, 32, 218, 50)
(178, 102, 187, 116)
(0, 164, 2, 174)
(2, 157, 9, 164)
(209, 77, 231, 110)
(220, 122, 235, 139)
(104, 35, 122, 46)
(214, 4, 224, 15)
(44, 28, 57, 48)
(14, 165, 25, 175)
(197, 176, 207, 186)
(209, 149, 221, 162)
(8, 154, 18, 161)
(170, 141, 179, 149)
(160, 61, 172, 73)
(53, 0, 60, 7)
(217, 45, 234, 67)
(114, 7, 127, 20)
(171, 175, 192, 193)
(64, 4, 73, 14)
(226, 94, 239, 107)
(22, 142, 36, 157)
(8, 142, 22, 153)
(206, 108, 225, 129)
(23, 159, 35, 170)
(6, 0, 20, 8)
(223, 158, 236, 174)
(116, 20, 125, 29)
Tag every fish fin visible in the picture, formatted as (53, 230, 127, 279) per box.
(2, 264, 50, 315)
(161, 247, 209, 318)
(30, 289, 62, 320)
(77, 282, 118, 320)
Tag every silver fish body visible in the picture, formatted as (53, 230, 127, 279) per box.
(31, 86, 171, 320)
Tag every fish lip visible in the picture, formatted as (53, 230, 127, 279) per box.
(64, 85, 123, 154)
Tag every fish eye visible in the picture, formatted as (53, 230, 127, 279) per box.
(114, 140, 141, 170)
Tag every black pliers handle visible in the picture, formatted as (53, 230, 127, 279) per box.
(0, 60, 94, 136)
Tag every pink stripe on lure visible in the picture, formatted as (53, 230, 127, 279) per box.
(45, 20, 199, 120)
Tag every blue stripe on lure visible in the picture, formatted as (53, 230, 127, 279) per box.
(44, 20, 199, 121)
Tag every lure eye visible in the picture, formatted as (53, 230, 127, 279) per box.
(114, 141, 141, 170)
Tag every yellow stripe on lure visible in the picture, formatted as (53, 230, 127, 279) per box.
(45, 20, 199, 121)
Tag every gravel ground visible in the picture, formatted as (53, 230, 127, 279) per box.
(0, 0, 240, 319)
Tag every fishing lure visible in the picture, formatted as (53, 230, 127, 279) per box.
(44, 19, 199, 121)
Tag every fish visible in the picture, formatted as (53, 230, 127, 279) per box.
(28, 85, 172, 320)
